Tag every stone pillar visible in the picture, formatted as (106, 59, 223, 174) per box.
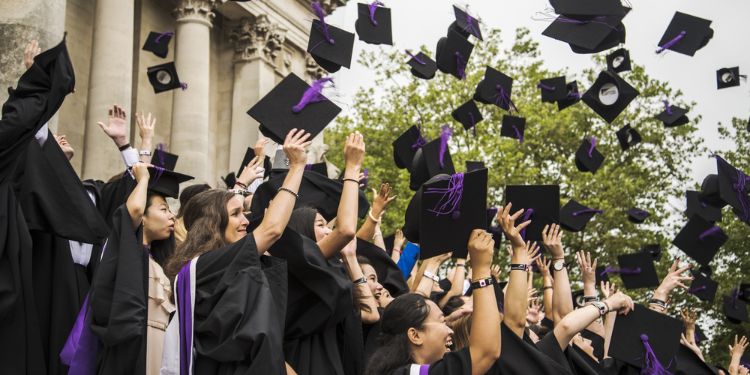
(0, 0, 67, 132)
(227, 15, 286, 172)
(80, 0, 135, 180)
(169, 0, 217, 184)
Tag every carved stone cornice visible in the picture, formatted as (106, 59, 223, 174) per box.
(173, 0, 218, 27)
(305, 55, 328, 80)
(296, 0, 347, 14)
(228, 15, 287, 64)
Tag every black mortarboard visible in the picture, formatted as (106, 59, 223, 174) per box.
(572, 290, 586, 308)
(152, 145, 178, 171)
(542, 8, 629, 53)
(248, 73, 341, 145)
(221, 172, 236, 189)
(741, 283, 750, 303)
(692, 324, 708, 344)
(305, 162, 328, 176)
(559, 199, 602, 232)
(466, 161, 484, 172)
(419, 169, 488, 259)
(626, 208, 650, 224)
(656, 12, 714, 57)
(147, 168, 194, 199)
(607, 48, 632, 73)
(655, 104, 689, 128)
(409, 133, 456, 191)
(142, 31, 173, 59)
(685, 190, 722, 223)
(403, 175, 447, 244)
(723, 295, 749, 324)
(640, 244, 663, 262)
(697, 264, 713, 278)
(569, 23, 626, 54)
(675, 338, 716, 375)
(307, 8, 355, 73)
(355, 3, 393, 46)
(672, 216, 727, 266)
(393, 125, 427, 172)
(616, 123, 641, 150)
(500, 115, 526, 144)
(688, 268, 719, 303)
(238, 147, 272, 180)
(596, 265, 610, 285)
(451, 100, 483, 134)
(714, 155, 750, 221)
(610, 305, 682, 372)
(505, 185, 560, 242)
(557, 80, 582, 111)
(407, 51, 438, 80)
(548, 0, 624, 17)
(383, 234, 395, 254)
(582, 70, 639, 123)
(699, 174, 727, 209)
(538, 76, 568, 103)
(435, 30, 475, 80)
(575, 137, 605, 174)
(450, 6, 482, 41)
(147, 62, 184, 94)
(717, 67, 744, 90)
(474, 66, 515, 111)
(615, 252, 659, 289)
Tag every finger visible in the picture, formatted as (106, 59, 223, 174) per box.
(679, 276, 694, 281)
(300, 141, 313, 148)
(108, 108, 113, 118)
(586, 252, 591, 267)
(283, 129, 297, 145)
(371, 188, 377, 196)
(677, 282, 689, 290)
(290, 129, 304, 142)
(669, 259, 678, 273)
(676, 264, 691, 275)
(509, 208, 525, 221)
(516, 220, 532, 231)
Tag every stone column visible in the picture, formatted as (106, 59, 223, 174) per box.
(0, 0, 67, 132)
(80, 0, 135, 180)
(227, 15, 286, 172)
(169, 0, 217, 184)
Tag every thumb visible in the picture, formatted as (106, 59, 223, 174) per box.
(96, 122, 106, 129)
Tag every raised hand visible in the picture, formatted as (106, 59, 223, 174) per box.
(97, 104, 130, 148)
(343, 131, 365, 172)
(511, 241, 539, 266)
(434, 252, 453, 266)
(542, 224, 564, 259)
(24, 40, 41, 70)
(254, 137, 269, 160)
(131, 162, 151, 184)
(467, 229, 494, 270)
(496, 203, 531, 249)
(600, 281, 616, 299)
(527, 287, 538, 301)
(526, 298, 542, 324)
(491, 264, 502, 281)
(680, 308, 698, 328)
(681, 333, 705, 361)
(536, 255, 552, 280)
(653, 258, 692, 301)
(372, 183, 397, 216)
(576, 250, 598, 291)
(393, 229, 405, 250)
(135, 110, 156, 145)
(603, 291, 635, 315)
(282, 129, 312, 168)
(237, 156, 265, 186)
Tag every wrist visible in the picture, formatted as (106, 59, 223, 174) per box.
(511, 256, 531, 265)
(652, 289, 668, 301)
(344, 168, 361, 180)
(113, 136, 129, 148)
(472, 269, 491, 280)
(584, 286, 597, 295)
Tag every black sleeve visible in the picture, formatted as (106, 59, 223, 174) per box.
(536, 331, 574, 372)
(427, 347, 473, 374)
(491, 322, 574, 375)
(581, 329, 605, 362)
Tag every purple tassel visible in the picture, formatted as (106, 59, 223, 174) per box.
(656, 31, 686, 54)
(156, 143, 168, 166)
(640, 334, 674, 375)
(438, 124, 452, 169)
(700, 202, 707, 208)
(688, 286, 706, 294)
(305, 164, 313, 171)
(406, 50, 426, 65)
(731, 287, 743, 309)
(461, 9, 481, 39)
(663, 100, 673, 115)
(512, 125, 524, 144)
(694, 332, 700, 344)
(361, 167, 370, 185)
(519, 209, 535, 241)
(179, 82, 188, 90)
(155, 31, 174, 43)
(537, 82, 556, 91)
(713, 154, 750, 221)
(568, 82, 581, 101)
(588, 136, 596, 158)
(148, 166, 165, 189)
(634, 210, 650, 217)
(456, 52, 468, 80)
(487, 207, 499, 221)
(425, 173, 464, 220)
(411, 126, 428, 150)
(740, 361, 750, 369)
(469, 113, 477, 136)
(600, 267, 641, 276)
(498, 301, 504, 314)
(573, 209, 604, 216)
(367, 1, 384, 25)
(310, 2, 335, 51)
(698, 226, 724, 242)
(292, 77, 334, 113)
(491, 85, 519, 115)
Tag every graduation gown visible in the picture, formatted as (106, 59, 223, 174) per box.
(362, 307, 385, 366)
(487, 323, 574, 375)
(582, 328, 606, 362)
(675, 345, 716, 375)
(390, 347, 472, 375)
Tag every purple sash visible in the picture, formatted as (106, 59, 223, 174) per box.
(177, 260, 194, 375)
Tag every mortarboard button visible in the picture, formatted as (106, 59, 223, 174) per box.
(355, 2, 393, 46)
(656, 12, 714, 57)
(698, 174, 727, 209)
(672, 215, 728, 266)
(626, 208, 649, 224)
(640, 244, 663, 262)
(308, 3, 355, 73)
(603, 252, 659, 289)
(449, 5, 482, 41)
(474, 66, 517, 113)
(716, 67, 745, 90)
(712, 154, 750, 223)
(723, 292, 749, 324)
(559, 199, 603, 232)
(142, 31, 173, 59)
(582, 69, 639, 123)
(505, 185, 560, 242)
(557, 80, 582, 111)
(147, 167, 194, 199)
(466, 161, 485, 172)
(609, 305, 683, 372)
(538, 76, 568, 103)
(392, 125, 428, 172)
(685, 190, 722, 223)
(435, 30, 475, 80)
(575, 136, 605, 174)
(151, 143, 178, 171)
(687, 268, 719, 303)
(147, 62, 186, 94)
(451, 100, 483, 135)
(655, 100, 690, 128)
(406, 50, 438, 80)
(548, 0, 625, 17)
(500, 115, 526, 144)
(247, 73, 341, 145)
(572, 290, 586, 308)
(616, 123, 641, 151)
(409, 127, 456, 191)
(607, 48, 632, 73)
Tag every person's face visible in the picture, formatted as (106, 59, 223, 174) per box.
(361, 264, 384, 304)
(224, 196, 249, 244)
(54, 134, 75, 160)
(411, 300, 454, 363)
(314, 213, 332, 242)
(459, 296, 473, 311)
(142, 195, 175, 241)
(573, 333, 597, 361)
(379, 289, 394, 308)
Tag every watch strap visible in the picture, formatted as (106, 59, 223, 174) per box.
(584, 297, 600, 303)
(423, 271, 440, 283)
(353, 277, 367, 285)
(471, 278, 493, 290)
(510, 264, 530, 272)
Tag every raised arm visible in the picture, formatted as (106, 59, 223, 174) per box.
(126, 163, 151, 230)
(135, 110, 155, 164)
(553, 291, 634, 351)
(357, 183, 397, 242)
(601, 281, 617, 358)
(414, 253, 451, 297)
(97, 105, 141, 168)
(729, 335, 748, 375)
(577, 251, 604, 336)
(536, 255, 554, 324)
(317, 132, 365, 259)
(373, 212, 386, 250)
(438, 256, 467, 309)
(253, 129, 310, 255)
(391, 229, 405, 263)
(340, 239, 380, 324)
(543, 224, 573, 325)
(496, 203, 533, 337)
(680, 308, 704, 361)
(467, 230, 501, 375)
(650, 259, 692, 314)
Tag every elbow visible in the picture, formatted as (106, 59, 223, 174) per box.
(337, 227, 356, 243)
(259, 222, 284, 244)
(556, 319, 574, 339)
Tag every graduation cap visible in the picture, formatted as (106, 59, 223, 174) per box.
(505, 184, 560, 242)
(575, 137, 605, 175)
(717, 67, 745, 90)
(500, 115, 526, 144)
(610, 305, 682, 373)
(152, 143, 178, 171)
(607, 48, 632, 73)
(305, 162, 328, 176)
(572, 290, 586, 308)
(559, 199, 603, 232)
(474, 66, 517, 112)
(451, 100, 483, 135)
(626, 208, 649, 224)
(392, 125, 428, 172)
(403, 175, 449, 244)
(466, 161, 485, 172)
(685, 190, 722, 223)
(557, 80, 582, 111)
(406, 50, 438, 80)
(449, 5, 482, 41)
(672, 216, 728, 266)
(741, 283, 750, 304)
(581, 69, 639, 123)
(723, 293, 749, 324)
(247, 73, 341, 145)
(687, 268, 719, 303)
(419, 169, 488, 259)
(713, 154, 750, 223)
(548, 0, 624, 17)
(698, 174, 727, 209)
(538, 76, 568, 103)
(147, 62, 185, 94)
(541, 8, 630, 54)
(142, 31, 173, 59)
(655, 100, 689, 128)
(307, 3, 355, 73)
(435, 30, 474, 80)
(409, 126, 456, 191)
(603, 252, 659, 290)
(147, 167, 194, 199)
(640, 244, 663, 262)
(355, 2, 392, 45)
(221, 172, 236, 189)
(595, 265, 610, 285)
(656, 12, 713, 57)
(616, 123, 641, 150)
(238, 147, 272, 180)
(383, 233, 395, 254)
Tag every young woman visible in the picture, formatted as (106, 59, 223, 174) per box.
(173, 183, 210, 246)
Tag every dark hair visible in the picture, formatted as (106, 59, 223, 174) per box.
(442, 295, 466, 317)
(287, 206, 319, 241)
(177, 184, 211, 219)
(144, 191, 175, 268)
(529, 324, 551, 340)
(357, 255, 372, 267)
(364, 293, 431, 375)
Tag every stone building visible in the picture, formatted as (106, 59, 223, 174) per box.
(0, 0, 346, 184)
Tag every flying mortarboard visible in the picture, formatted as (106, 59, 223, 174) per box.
(687, 268, 719, 303)
(640, 244, 663, 262)
(147, 62, 185, 94)
(403, 174, 450, 244)
(607, 48, 632, 73)
(672, 216, 727, 266)
(221, 172, 236, 189)
(685, 190, 722, 223)
(655, 100, 689, 128)
(505, 184, 560, 242)
(713, 154, 750, 223)
(248, 73, 341, 145)
(449, 5, 482, 41)
(355, 2, 393, 45)
(147, 167, 194, 199)
(451, 100, 483, 135)
(548, 0, 625, 17)
(435, 30, 475, 80)
(570, 21, 627, 54)
(406, 50, 438, 80)
(717, 67, 745, 90)
(575, 137, 605, 174)
(582, 69, 639, 123)
(538, 76, 568, 103)
(393, 125, 428, 172)
(474, 66, 517, 112)
(610, 305, 682, 373)
(741, 283, 750, 304)
(572, 290, 586, 308)
(541, 8, 630, 54)
(142, 31, 173, 59)
(595, 265, 610, 285)
(616, 123, 641, 151)
(500, 115, 526, 144)
(557, 80, 582, 111)
(466, 161, 485, 172)
(238, 147, 272, 179)
(307, 3, 355, 73)
(656, 12, 714, 57)
(723, 293, 749, 324)
(698, 174, 727, 209)
(409, 126, 456, 191)
(559, 199, 603, 232)
(605, 252, 660, 289)
(152, 143, 178, 171)
(626, 208, 649, 224)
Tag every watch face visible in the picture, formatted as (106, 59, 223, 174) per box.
(554, 261, 564, 271)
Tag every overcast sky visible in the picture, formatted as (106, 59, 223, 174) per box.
(324, 0, 750, 206)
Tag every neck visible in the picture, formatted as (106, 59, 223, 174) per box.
(410, 347, 433, 366)
(143, 233, 153, 248)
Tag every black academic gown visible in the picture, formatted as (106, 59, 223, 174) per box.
(675, 345, 716, 375)
(390, 347, 473, 375)
(362, 307, 385, 366)
(582, 328, 606, 362)
(487, 323, 574, 375)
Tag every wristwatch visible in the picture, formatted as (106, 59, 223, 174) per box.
(591, 302, 608, 316)
(553, 260, 566, 271)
